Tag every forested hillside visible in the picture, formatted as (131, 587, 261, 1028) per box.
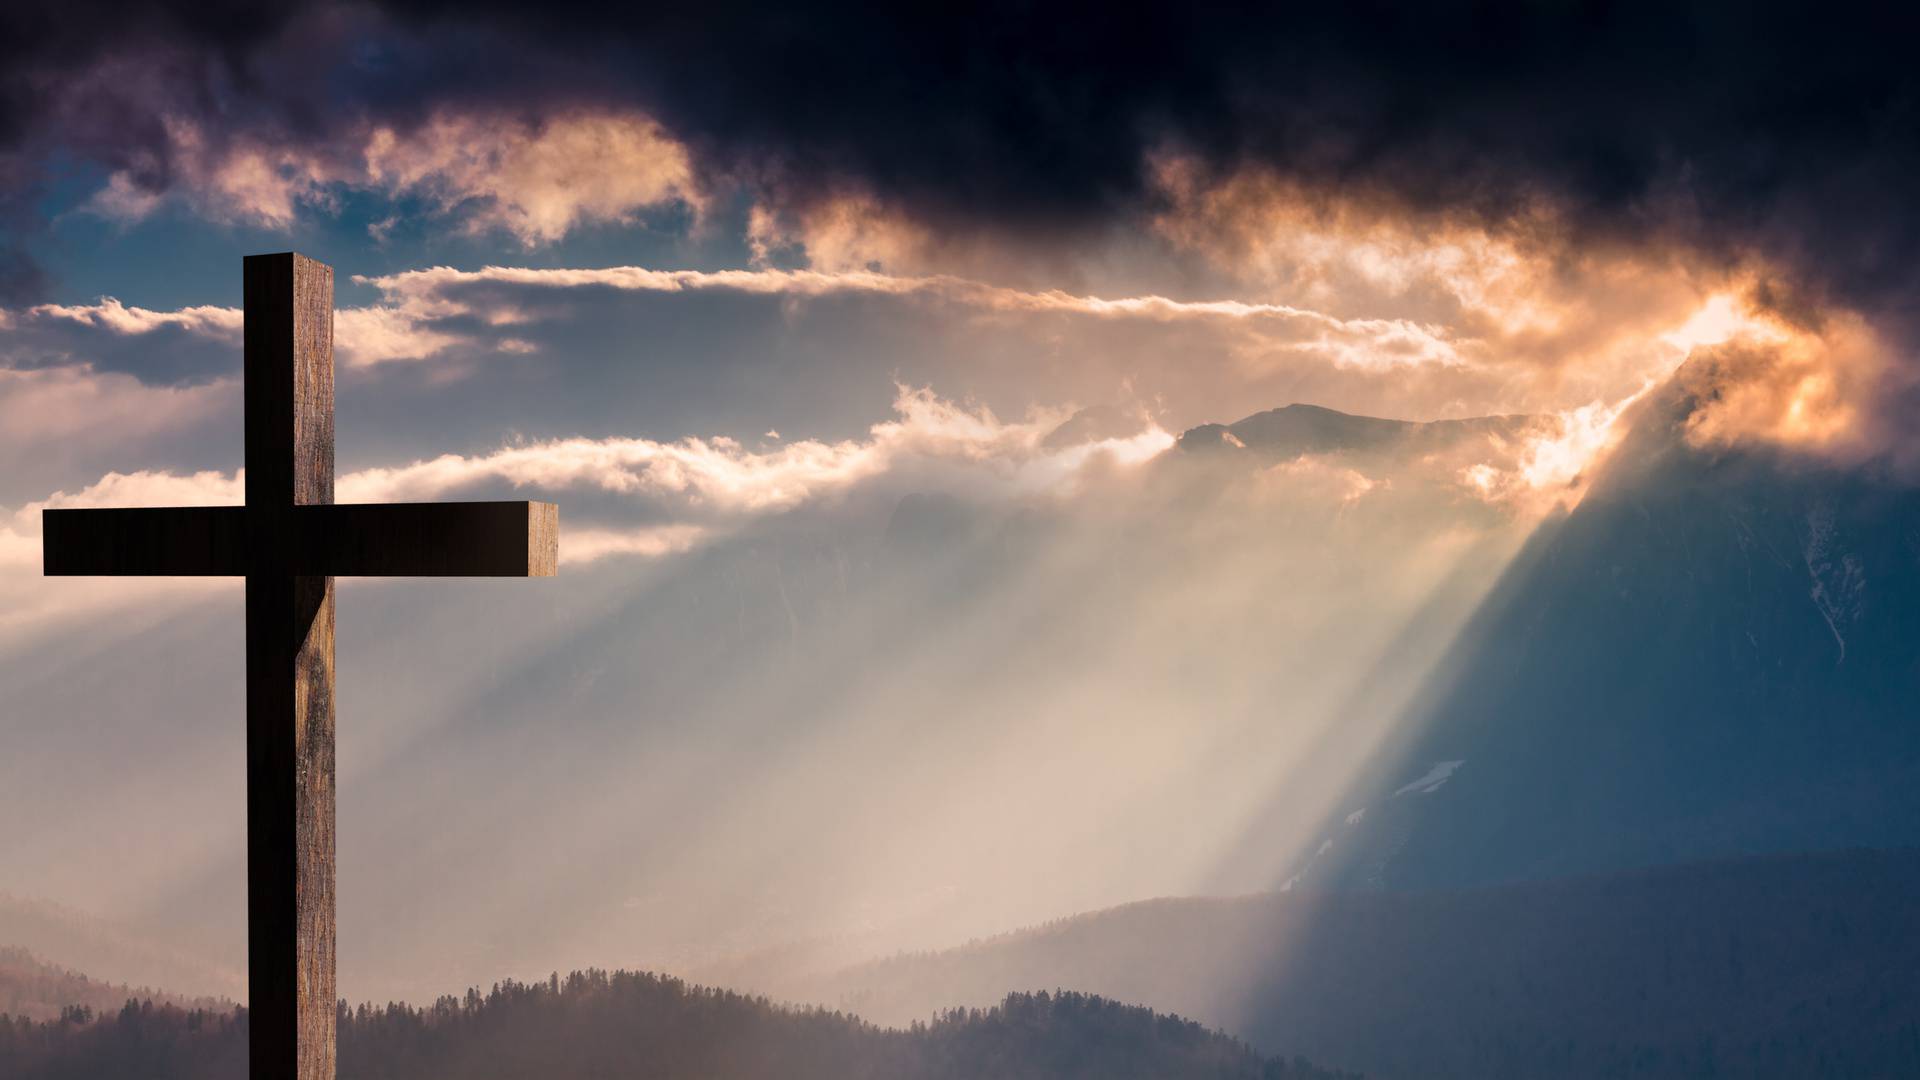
(0, 970, 1354, 1080)
(801, 851, 1920, 1079)
(0, 895, 241, 1003)
(0, 947, 222, 1024)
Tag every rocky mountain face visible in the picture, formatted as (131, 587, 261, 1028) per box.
(1177, 402, 1541, 465)
(1172, 402, 1551, 502)
(1297, 386, 1920, 891)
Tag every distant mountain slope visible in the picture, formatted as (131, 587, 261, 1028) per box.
(1302, 381, 1920, 892)
(0, 946, 222, 1023)
(0, 971, 1355, 1080)
(1176, 403, 1539, 462)
(0, 894, 242, 1004)
(795, 850, 1920, 1080)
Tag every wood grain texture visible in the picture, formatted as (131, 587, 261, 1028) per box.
(42, 502, 557, 577)
(528, 501, 559, 578)
(245, 253, 334, 510)
(247, 574, 336, 1080)
(41, 506, 247, 575)
(293, 502, 559, 576)
(244, 251, 337, 1080)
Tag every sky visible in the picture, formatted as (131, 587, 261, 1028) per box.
(3, 1, 1919, 1004)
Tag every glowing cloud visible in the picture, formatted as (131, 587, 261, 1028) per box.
(1149, 160, 1916, 483)
(337, 385, 1174, 510)
(25, 298, 241, 340)
(2, 386, 1175, 593)
(748, 195, 935, 273)
(1458, 393, 1651, 512)
(364, 111, 704, 245)
(82, 109, 702, 245)
(1677, 314, 1890, 462)
(561, 525, 711, 565)
(345, 262, 1463, 371)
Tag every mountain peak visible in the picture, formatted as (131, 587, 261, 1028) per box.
(1176, 403, 1535, 459)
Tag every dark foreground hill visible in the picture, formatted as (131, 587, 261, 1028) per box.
(798, 850, 1920, 1080)
(0, 969, 1353, 1080)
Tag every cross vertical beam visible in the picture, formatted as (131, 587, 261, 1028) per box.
(41, 251, 558, 1080)
(244, 252, 337, 1080)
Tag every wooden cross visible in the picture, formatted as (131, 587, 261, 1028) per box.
(40, 253, 558, 1079)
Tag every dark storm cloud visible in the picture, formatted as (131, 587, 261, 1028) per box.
(5, 2, 1920, 330)
(368, 3, 1920, 319)
(0, 2, 303, 297)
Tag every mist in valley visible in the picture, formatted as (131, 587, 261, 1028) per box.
(0, 404, 1541, 1006)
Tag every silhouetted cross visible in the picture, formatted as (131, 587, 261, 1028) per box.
(41, 253, 558, 1080)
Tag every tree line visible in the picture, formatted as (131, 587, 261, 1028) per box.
(0, 968, 1355, 1079)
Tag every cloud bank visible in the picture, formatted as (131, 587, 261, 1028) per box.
(7, 4, 1917, 311)
(4, 3, 1915, 472)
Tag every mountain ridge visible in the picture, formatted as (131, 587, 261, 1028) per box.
(1301, 379, 1920, 892)
(0, 968, 1357, 1080)
(0, 946, 229, 1023)
(0, 893, 242, 1005)
(1173, 402, 1543, 460)
(785, 849, 1920, 1080)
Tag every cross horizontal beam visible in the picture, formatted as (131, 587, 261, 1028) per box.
(43, 501, 558, 577)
